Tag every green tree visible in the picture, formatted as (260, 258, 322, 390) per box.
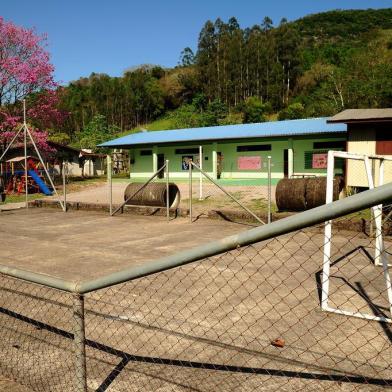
(278, 102, 306, 120)
(179, 47, 195, 66)
(77, 114, 116, 150)
(243, 97, 270, 123)
(206, 99, 228, 123)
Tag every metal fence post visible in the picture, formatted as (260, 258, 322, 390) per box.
(107, 154, 112, 215)
(24, 125, 29, 209)
(267, 156, 272, 224)
(73, 294, 87, 392)
(189, 160, 192, 223)
(22, 100, 29, 210)
(166, 160, 170, 221)
(199, 146, 203, 200)
(62, 161, 67, 212)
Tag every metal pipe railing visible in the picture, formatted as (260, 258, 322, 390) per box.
(0, 183, 392, 295)
(0, 264, 77, 292)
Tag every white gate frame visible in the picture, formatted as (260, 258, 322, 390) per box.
(321, 150, 392, 323)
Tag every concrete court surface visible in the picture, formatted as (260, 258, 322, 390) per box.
(0, 207, 247, 281)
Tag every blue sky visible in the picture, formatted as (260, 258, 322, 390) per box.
(1, 1, 390, 84)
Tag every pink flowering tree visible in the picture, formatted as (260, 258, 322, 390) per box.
(0, 17, 64, 156)
(0, 17, 55, 106)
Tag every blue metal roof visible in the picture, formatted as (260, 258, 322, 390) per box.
(99, 117, 347, 148)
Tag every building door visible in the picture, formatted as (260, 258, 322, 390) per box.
(376, 128, 392, 155)
(157, 154, 165, 178)
(283, 149, 288, 177)
(217, 152, 223, 179)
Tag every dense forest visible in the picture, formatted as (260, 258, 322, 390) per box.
(56, 8, 392, 148)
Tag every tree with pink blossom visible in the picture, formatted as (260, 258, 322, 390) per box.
(0, 17, 55, 106)
(0, 17, 64, 156)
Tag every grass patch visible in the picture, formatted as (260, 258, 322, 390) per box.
(3, 193, 44, 204)
(122, 116, 176, 136)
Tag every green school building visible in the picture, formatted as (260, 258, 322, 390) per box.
(101, 118, 347, 180)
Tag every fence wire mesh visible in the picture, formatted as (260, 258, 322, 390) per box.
(184, 163, 275, 224)
(0, 203, 391, 391)
(0, 275, 75, 391)
(83, 203, 391, 391)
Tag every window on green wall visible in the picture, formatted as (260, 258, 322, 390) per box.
(140, 150, 152, 156)
(313, 141, 346, 149)
(304, 150, 344, 169)
(175, 148, 199, 154)
(236, 144, 271, 152)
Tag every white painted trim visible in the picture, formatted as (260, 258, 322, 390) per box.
(212, 143, 218, 180)
(152, 145, 158, 172)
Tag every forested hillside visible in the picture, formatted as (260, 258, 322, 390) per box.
(56, 8, 392, 148)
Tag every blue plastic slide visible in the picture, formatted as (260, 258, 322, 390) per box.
(28, 170, 52, 195)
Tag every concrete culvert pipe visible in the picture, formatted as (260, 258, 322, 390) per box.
(305, 176, 344, 210)
(276, 178, 309, 211)
(124, 182, 181, 209)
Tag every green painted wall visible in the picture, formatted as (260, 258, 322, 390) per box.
(128, 134, 346, 179)
(130, 149, 153, 174)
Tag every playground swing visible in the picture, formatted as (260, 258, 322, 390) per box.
(0, 100, 65, 211)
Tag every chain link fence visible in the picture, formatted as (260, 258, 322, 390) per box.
(0, 275, 75, 391)
(179, 160, 290, 225)
(0, 190, 391, 391)
(186, 162, 266, 224)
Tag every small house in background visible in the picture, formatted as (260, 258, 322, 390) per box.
(112, 149, 130, 174)
(78, 149, 106, 176)
(47, 142, 106, 177)
(328, 109, 392, 188)
(0, 142, 106, 178)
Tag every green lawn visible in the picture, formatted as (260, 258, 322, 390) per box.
(2, 193, 44, 204)
(118, 117, 176, 137)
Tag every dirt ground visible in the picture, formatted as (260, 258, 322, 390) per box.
(39, 178, 276, 223)
(0, 377, 31, 392)
(44, 180, 276, 205)
(0, 208, 390, 391)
